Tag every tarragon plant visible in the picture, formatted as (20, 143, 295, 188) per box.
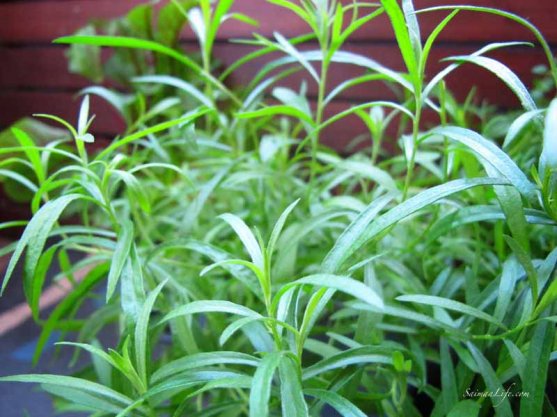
(1, 1, 556, 416)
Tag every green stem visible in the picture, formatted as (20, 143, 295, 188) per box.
(309, 56, 330, 191)
(439, 82, 450, 182)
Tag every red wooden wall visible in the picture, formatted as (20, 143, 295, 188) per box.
(0, 0, 556, 146)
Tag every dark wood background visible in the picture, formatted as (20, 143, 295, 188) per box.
(1, 0, 556, 143)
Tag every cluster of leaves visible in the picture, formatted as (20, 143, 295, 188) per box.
(1, 1, 557, 416)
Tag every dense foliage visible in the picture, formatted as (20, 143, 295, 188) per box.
(1, 0, 557, 416)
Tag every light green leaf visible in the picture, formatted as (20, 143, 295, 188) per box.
(380, 0, 418, 78)
(447, 400, 481, 417)
(541, 98, 557, 174)
(1, 194, 83, 296)
(467, 342, 513, 417)
(431, 126, 537, 199)
(444, 55, 537, 112)
(323, 178, 507, 273)
(520, 320, 556, 417)
(304, 389, 367, 417)
(401, 0, 421, 62)
(503, 109, 544, 148)
(160, 300, 262, 324)
(249, 352, 283, 417)
(135, 280, 166, 385)
(283, 274, 384, 309)
(151, 351, 259, 384)
(54, 35, 235, 102)
(12, 127, 45, 184)
(0, 375, 133, 408)
(133, 75, 213, 108)
(303, 346, 392, 380)
(397, 294, 505, 328)
(106, 220, 134, 301)
(237, 105, 316, 126)
(279, 355, 308, 417)
(267, 199, 300, 258)
(81, 86, 133, 123)
(219, 213, 265, 270)
(97, 108, 211, 159)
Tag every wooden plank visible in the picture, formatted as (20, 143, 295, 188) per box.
(0, 237, 12, 274)
(0, 43, 547, 103)
(0, 46, 87, 89)
(0, 0, 556, 45)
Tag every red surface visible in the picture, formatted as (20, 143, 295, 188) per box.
(1, 0, 555, 143)
(1, 0, 556, 44)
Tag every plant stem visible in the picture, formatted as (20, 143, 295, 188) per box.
(309, 53, 330, 191)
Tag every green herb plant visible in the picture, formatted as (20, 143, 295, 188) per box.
(1, 1, 556, 416)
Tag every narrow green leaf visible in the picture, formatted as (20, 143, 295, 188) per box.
(29, 245, 58, 320)
(279, 355, 309, 417)
(135, 280, 166, 385)
(283, 274, 384, 309)
(431, 126, 537, 199)
(467, 342, 513, 417)
(401, 0, 421, 61)
(160, 300, 262, 325)
(267, 0, 310, 24)
(219, 213, 265, 270)
(97, 108, 211, 159)
(440, 338, 458, 414)
(267, 199, 300, 258)
(504, 235, 538, 306)
(249, 351, 283, 417)
(504, 109, 544, 148)
(535, 278, 557, 318)
(493, 258, 520, 324)
(33, 263, 108, 364)
(380, 0, 418, 78)
(54, 35, 238, 103)
(444, 55, 537, 112)
(303, 346, 392, 380)
(12, 128, 45, 184)
(520, 320, 556, 417)
(1, 194, 82, 296)
(111, 170, 151, 214)
(447, 400, 481, 417)
(81, 86, 133, 123)
(182, 164, 231, 231)
(0, 374, 133, 408)
(219, 316, 259, 346)
(420, 10, 459, 77)
(176, 239, 260, 298)
(151, 351, 259, 384)
(423, 42, 531, 103)
(304, 389, 367, 417)
(323, 178, 507, 273)
(274, 32, 319, 82)
(106, 220, 134, 301)
(237, 105, 316, 126)
(397, 294, 505, 328)
(427, 206, 554, 244)
(541, 98, 557, 177)
(133, 75, 213, 108)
